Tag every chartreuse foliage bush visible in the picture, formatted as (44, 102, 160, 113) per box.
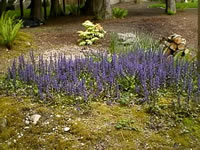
(0, 12, 23, 49)
(77, 20, 106, 46)
(1, 49, 200, 108)
(112, 8, 128, 19)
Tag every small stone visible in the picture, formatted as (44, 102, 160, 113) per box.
(30, 114, 41, 125)
(43, 121, 49, 125)
(63, 127, 70, 132)
(24, 126, 29, 130)
(26, 42, 31, 46)
(56, 115, 61, 118)
(13, 139, 16, 143)
(25, 120, 30, 125)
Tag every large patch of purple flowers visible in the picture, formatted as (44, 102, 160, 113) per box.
(6, 50, 200, 103)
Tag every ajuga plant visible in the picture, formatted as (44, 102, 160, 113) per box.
(3, 50, 200, 106)
(112, 8, 128, 19)
(0, 11, 23, 49)
(77, 20, 106, 46)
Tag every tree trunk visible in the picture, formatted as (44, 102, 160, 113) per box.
(20, 0, 24, 17)
(83, 0, 111, 19)
(165, 0, 168, 13)
(30, 0, 43, 21)
(167, 0, 176, 14)
(44, 0, 47, 20)
(50, 0, 63, 17)
(0, 0, 7, 16)
(198, 0, 200, 71)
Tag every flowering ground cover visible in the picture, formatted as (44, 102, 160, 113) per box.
(2, 49, 200, 107)
(0, 2, 199, 149)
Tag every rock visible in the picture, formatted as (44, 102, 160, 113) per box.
(0, 118, 8, 131)
(30, 114, 41, 125)
(117, 33, 136, 45)
(56, 115, 61, 118)
(63, 127, 70, 132)
(24, 126, 30, 130)
(25, 120, 30, 125)
(26, 42, 31, 46)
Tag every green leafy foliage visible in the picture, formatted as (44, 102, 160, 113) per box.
(0, 12, 23, 49)
(173, 49, 195, 62)
(167, 9, 176, 15)
(115, 119, 138, 131)
(112, 8, 128, 19)
(109, 32, 160, 54)
(66, 4, 84, 15)
(77, 20, 106, 46)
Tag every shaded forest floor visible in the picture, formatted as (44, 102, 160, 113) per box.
(0, 2, 198, 73)
(0, 2, 199, 150)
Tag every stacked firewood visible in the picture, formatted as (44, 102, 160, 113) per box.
(161, 34, 188, 56)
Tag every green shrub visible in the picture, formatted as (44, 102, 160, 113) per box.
(167, 9, 176, 15)
(0, 12, 23, 49)
(112, 8, 128, 19)
(77, 20, 106, 46)
(66, 4, 84, 15)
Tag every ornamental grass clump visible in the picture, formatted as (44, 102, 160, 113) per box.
(3, 50, 200, 106)
(77, 20, 106, 46)
(0, 12, 23, 49)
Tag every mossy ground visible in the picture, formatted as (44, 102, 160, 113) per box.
(0, 31, 35, 74)
(0, 96, 200, 150)
(0, 9, 199, 149)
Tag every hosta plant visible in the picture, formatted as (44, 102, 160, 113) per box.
(0, 12, 23, 49)
(77, 20, 106, 46)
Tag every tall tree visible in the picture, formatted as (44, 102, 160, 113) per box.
(50, 0, 63, 17)
(0, 0, 7, 16)
(30, 0, 43, 21)
(83, 0, 111, 19)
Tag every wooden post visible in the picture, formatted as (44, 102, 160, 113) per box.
(20, 0, 24, 17)
(44, 0, 47, 20)
(63, 0, 66, 14)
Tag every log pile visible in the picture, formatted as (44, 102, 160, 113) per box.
(161, 34, 188, 57)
